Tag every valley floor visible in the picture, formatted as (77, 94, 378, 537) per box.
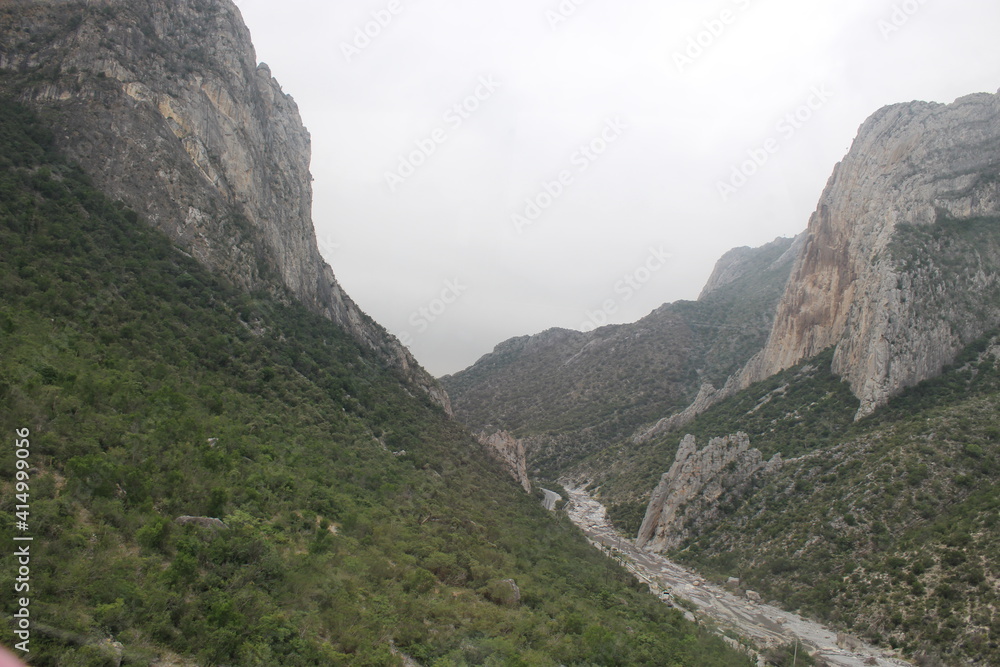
(561, 485, 914, 667)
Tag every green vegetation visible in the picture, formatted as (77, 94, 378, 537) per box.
(0, 100, 748, 665)
(443, 238, 795, 478)
(890, 214, 1000, 330)
(596, 348, 859, 534)
(585, 335, 1000, 665)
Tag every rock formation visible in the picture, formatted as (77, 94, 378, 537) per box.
(698, 235, 804, 300)
(635, 433, 781, 552)
(657, 90, 1000, 425)
(476, 431, 531, 493)
(740, 92, 1000, 418)
(175, 516, 228, 530)
(0, 0, 451, 413)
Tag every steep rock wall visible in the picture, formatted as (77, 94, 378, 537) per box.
(739, 92, 1000, 418)
(476, 431, 532, 493)
(0, 0, 451, 412)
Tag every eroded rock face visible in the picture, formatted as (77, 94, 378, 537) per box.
(738, 91, 1000, 418)
(635, 433, 781, 552)
(477, 431, 531, 493)
(0, 0, 451, 413)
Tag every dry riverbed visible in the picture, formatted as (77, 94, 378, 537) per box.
(561, 485, 913, 667)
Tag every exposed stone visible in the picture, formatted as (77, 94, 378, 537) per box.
(636, 433, 781, 552)
(500, 579, 521, 605)
(745, 590, 761, 604)
(477, 430, 531, 493)
(175, 515, 228, 530)
(737, 91, 1000, 419)
(837, 632, 863, 652)
(650, 90, 1000, 427)
(698, 235, 805, 300)
(0, 0, 451, 414)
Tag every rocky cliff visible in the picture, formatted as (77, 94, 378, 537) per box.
(476, 430, 531, 493)
(736, 91, 1000, 418)
(635, 433, 781, 552)
(0, 0, 451, 412)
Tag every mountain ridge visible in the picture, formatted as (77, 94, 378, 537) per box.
(0, 0, 452, 413)
(442, 236, 797, 474)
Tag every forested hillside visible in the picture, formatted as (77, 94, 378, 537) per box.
(0, 99, 746, 666)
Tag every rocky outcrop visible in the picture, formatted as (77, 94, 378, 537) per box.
(175, 515, 227, 530)
(737, 91, 1000, 418)
(0, 0, 451, 413)
(652, 90, 1000, 426)
(635, 433, 781, 552)
(698, 235, 803, 300)
(477, 431, 531, 493)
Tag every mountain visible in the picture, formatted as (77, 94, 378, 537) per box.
(0, 0, 450, 413)
(736, 91, 1000, 419)
(442, 235, 798, 475)
(595, 337, 1000, 666)
(0, 1, 749, 664)
(445, 90, 1000, 665)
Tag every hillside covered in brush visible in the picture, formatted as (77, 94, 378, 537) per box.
(0, 99, 747, 665)
(442, 236, 797, 475)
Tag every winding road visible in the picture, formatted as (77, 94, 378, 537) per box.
(561, 485, 912, 667)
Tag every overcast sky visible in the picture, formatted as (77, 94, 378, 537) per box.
(232, 0, 1000, 377)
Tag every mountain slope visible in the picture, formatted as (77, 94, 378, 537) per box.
(446, 89, 1000, 665)
(0, 0, 449, 412)
(734, 91, 1000, 419)
(0, 99, 746, 665)
(443, 236, 797, 475)
(588, 337, 1000, 665)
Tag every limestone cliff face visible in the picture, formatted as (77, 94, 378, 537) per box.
(0, 0, 451, 413)
(737, 92, 1000, 418)
(477, 431, 531, 493)
(635, 433, 781, 552)
(698, 235, 803, 301)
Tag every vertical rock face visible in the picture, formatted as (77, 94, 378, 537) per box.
(737, 91, 1000, 418)
(0, 0, 451, 413)
(635, 433, 781, 552)
(476, 431, 531, 493)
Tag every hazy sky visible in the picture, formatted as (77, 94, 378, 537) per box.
(232, 0, 1000, 377)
